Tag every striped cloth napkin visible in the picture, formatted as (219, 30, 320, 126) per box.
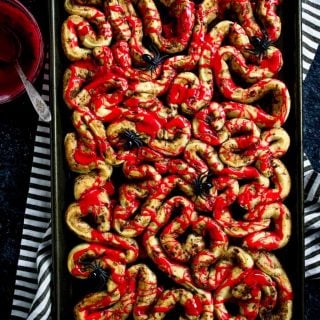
(9, 0, 320, 318)
(10, 59, 52, 320)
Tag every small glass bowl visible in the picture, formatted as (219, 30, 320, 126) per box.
(0, 0, 44, 104)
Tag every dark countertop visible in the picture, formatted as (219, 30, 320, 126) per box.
(0, 0, 46, 317)
(0, 0, 319, 319)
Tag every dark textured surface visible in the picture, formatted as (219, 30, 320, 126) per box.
(0, 0, 46, 318)
(0, 0, 319, 319)
(304, 45, 320, 172)
(0, 100, 37, 318)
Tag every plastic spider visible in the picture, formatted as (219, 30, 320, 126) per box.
(120, 129, 145, 150)
(247, 30, 273, 61)
(138, 43, 169, 72)
(82, 260, 109, 291)
(192, 171, 213, 199)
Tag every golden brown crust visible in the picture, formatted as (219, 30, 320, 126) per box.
(61, 0, 293, 319)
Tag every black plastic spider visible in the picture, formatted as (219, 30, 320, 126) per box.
(192, 171, 213, 199)
(82, 260, 109, 291)
(120, 129, 145, 150)
(247, 30, 273, 61)
(138, 43, 169, 72)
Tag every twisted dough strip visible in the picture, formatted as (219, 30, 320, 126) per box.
(66, 199, 140, 262)
(64, 132, 105, 173)
(214, 173, 271, 238)
(192, 102, 228, 146)
(183, 140, 223, 211)
(142, 193, 213, 311)
(111, 39, 156, 81)
(191, 216, 228, 291)
(184, 139, 224, 174)
(260, 128, 290, 159)
(112, 180, 158, 238)
(72, 260, 158, 320)
(215, 77, 291, 127)
(214, 266, 278, 319)
(148, 288, 213, 319)
(128, 58, 177, 96)
(255, 0, 282, 42)
(64, 131, 121, 175)
(218, 0, 281, 41)
(61, 15, 91, 61)
(231, 269, 277, 320)
(159, 196, 205, 263)
(218, 0, 262, 38)
(127, 5, 209, 97)
(213, 45, 283, 84)
(223, 101, 288, 129)
(218, 118, 261, 168)
(212, 176, 240, 210)
(131, 0, 195, 54)
(214, 205, 271, 238)
(71, 72, 128, 117)
(243, 202, 291, 250)
(63, 1, 112, 60)
(104, 0, 132, 41)
(255, 127, 290, 177)
(210, 246, 256, 311)
(155, 158, 197, 184)
(237, 158, 291, 210)
(113, 176, 204, 238)
(167, 72, 204, 115)
(67, 160, 114, 231)
(71, 110, 109, 156)
(63, 60, 98, 110)
(60, 0, 294, 318)
(188, 18, 274, 114)
(106, 111, 189, 158)
(65, 0, 105, 22)
(122, 14, 154, 66)
(213, 246, 269, 320)
(120, 146, 163, 181)
(68, 243, 127, 306)
(149, 115, 192, 156)
(251, 250, 293, 320)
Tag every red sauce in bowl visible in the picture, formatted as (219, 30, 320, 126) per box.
(0, 0, 44, 104)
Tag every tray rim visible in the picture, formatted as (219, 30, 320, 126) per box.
(49, 0, 305, 318)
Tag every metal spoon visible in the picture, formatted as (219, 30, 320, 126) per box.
(0, 25, 51, 122)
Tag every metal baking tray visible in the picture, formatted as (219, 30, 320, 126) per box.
(50, 0, 304, 318)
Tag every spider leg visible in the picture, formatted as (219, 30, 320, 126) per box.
(157, 54, 169, 64)
(150, 42, 160, 58)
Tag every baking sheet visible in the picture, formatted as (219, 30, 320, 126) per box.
(49, 0, 304, 318)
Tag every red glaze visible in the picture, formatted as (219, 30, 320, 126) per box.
(135, 113, 162, 138)
(78, 187, 107, 214)
(74, 143, 102, 166)
(260, 49, 283, 73)
(63, 0, 292, 318)
(184, 295, 203, 316)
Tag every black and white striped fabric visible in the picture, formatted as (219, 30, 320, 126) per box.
(10, 58, 52, 320)
(302, 0, 320, 80)
(304, 154, 320, 278)
(302, 0, 320, 279)
(9, 0, 320, 318)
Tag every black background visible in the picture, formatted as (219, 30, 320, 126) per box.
(0, 0, 319, 319)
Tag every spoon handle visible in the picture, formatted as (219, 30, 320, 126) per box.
(15, 63, 52, 122)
